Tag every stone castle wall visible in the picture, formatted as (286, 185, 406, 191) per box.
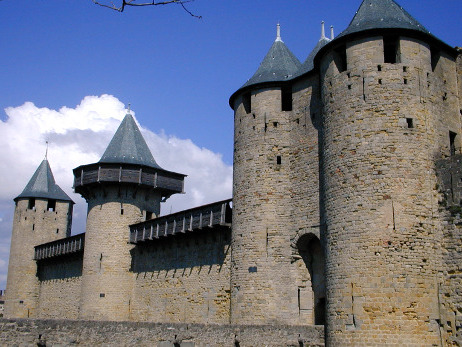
(36, 256, 83, 319)
(130, 228, 231, 324)
(0, 318, 324, 346)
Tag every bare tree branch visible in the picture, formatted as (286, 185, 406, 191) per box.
(91, 0, 201, 18)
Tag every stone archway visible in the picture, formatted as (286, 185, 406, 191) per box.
(297, 233, 326, 325)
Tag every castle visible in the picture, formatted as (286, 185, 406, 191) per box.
(3, 0, 462, 345)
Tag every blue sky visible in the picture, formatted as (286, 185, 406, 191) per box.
(0, 0, 460, 289)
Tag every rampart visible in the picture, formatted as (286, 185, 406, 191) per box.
(0, 318, 324, 346)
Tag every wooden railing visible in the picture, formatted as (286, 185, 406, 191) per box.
(73, 164, 185, 194)
(129, 199, 232, 243)
(34, 233, 85, 260)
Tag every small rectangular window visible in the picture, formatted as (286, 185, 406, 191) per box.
(145, 211, 153, 221)
(28, 198, 35, 210)
(47, 199, 56, 212)
(334, 45, 347, 72)
(277, 156, 282, 165)
(406, 118, 414, 128)
(383, 36, 400, 64)
(281, 86, 292, 111)
(242, 92, 251, 114)
(450, 131, 457, 156)
(431, 47, 440, 72)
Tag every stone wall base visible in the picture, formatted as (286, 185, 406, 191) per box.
(0, 318, 324, 346)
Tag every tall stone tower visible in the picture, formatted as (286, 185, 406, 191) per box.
(74, 112, 185, 321)
(5, 159, 73, 318)
(229, 24, 304, 324)
(316, 0, 460, 345)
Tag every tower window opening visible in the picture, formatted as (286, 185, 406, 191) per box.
(121, 208, 124, 215)
(378, 79, 382, 85)
(383, 36, 400, 64)
(28, 198, 36, 210)
(406, 118, 414, 128)
(449, 131, 457, 156)
(145, 211, 153, 221)
(403, 66, 408, 72)
(377, 65, 382, 71)
(430, 47, 440, 72)
(273, 121, 278, 128)
(404, 78, 408, 85)
(47, 199, 56, 212)
(281, 86, 293, 111)
(334, 45, 347, 72)
(277, 156, 282, 165)
(243, 92, 251, 114)
(32, 224, 35, 231)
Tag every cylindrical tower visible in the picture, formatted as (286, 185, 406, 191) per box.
(5, 159, 73, 318)
(229, 25, 303, 324)
(75, 113, 185, 321)
(316, 0, 460, 344)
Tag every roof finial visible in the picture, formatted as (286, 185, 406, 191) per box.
(127, 103, 131, 115)
(45, 141, 49, 160)
(276, 23, 282, 42)
(321, 21, 326, 39)
(330, 25, 334, 40)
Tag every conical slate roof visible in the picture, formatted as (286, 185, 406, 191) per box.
(296, 23, 332, 77)
(99, 113, 162, 169)
(15, 160, 73, 202)
(337, 0, 429, 39)
(240, 24, 301, 89)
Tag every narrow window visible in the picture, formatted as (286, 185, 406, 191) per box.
(281, 86, 292, 111)
(242, 92, 251, 114)
(32, 224, 35, 231)
(56, 228, 59, 234)
(383, 36, 400, 64)
(377, 65, 382, 72)
(431, 47, 440, 72)
(378, 79, 382, 85)
(47, 199, 56, 212)
(145, 211, 153, 221)
(121, 208, 124, 215)
(28, 198, 35, 210)
(406, 118, 414, 128)
(334, 45, 347, 72)
(273, 121, 278, 128)
(450, 131, 457, 156)
(404, 78, 408, 85)
(277, 156, 282, 165)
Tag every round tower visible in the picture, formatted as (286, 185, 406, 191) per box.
(316, 0, 460, 344)
(75, 112, 185, 321)
(5, 159, 73, 318)
(229, 25, 304, 324)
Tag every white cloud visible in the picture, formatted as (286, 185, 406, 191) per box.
(0, 95, 232, 289)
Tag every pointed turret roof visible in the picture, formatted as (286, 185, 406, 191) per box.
(337, 0, 429, 39)
(296, 22, 331, 77)
(240, 24, 301, 89)
(229, 24, 301, 108)
(99, 113, 162, 169)
(15, 160, 73, 202)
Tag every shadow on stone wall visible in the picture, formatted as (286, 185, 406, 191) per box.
(37, 255, 83, 281)
(130, 228, 231, 274)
